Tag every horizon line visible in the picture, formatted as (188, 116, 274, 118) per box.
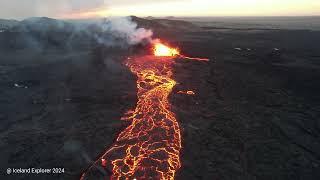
(1, 15, 320, 21)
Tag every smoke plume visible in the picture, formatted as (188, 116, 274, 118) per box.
(98, 16, 153, 46)
(0, 16, 154, 51)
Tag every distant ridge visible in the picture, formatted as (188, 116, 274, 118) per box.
(0, 19, 19, 29)
(130, 16, 198, 31)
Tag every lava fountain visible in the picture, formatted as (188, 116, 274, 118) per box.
(81, 40, 208, 180)
(153, 41, 209, 62)
(153, 43, 179, 57)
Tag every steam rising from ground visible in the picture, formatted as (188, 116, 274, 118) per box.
(0, 16, 154, 51)
(92, 16, 153, 47)
(104, 17, 153, 45)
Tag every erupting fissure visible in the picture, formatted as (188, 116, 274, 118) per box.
(81, 40, 208, 180)
(153, 41, 209, 62)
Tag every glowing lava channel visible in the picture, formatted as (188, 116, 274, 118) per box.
(81, 56, 181, 180)
(81, 41, 209, 180)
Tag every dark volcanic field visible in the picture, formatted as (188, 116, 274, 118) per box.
(1, 17, 320, 179)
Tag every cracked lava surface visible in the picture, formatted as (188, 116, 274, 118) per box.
(81, 55, 181, 180)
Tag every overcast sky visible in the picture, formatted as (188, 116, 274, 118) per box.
(0, 0, 319, 19)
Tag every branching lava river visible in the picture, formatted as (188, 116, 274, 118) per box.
(81, 42, 208, 180)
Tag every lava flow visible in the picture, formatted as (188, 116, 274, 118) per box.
(153, 41, 209, 62)
(81, 41, 208, 180)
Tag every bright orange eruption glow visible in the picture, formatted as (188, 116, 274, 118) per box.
(81, 56, 181, 180)
(154, 43, 179, 57)
(153, 41, 209, 62)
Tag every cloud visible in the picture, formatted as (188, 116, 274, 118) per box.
(0, 0, 186, 19)
(0, 0, 107, 19)
(105, 0, 185, 7)
(0, 0, 319, 19)
(69, 0, 106, 11)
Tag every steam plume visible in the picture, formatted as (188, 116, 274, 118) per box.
(105, 17, 153, 45)
(98, 16, 153, 46)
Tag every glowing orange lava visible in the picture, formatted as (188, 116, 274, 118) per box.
(177, 90, 196, 95)
(153, 42, 209, 62)
(80, 40, 209, 180)
(81, 56, 181, 180)
(153, 43, 179, 57)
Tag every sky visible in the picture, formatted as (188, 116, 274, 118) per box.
(0, 0, 319, 19)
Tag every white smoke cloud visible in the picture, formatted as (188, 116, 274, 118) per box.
(86, 17, 153, 47)
(98, 16, 153, 46)
(0, 15, 153, 50)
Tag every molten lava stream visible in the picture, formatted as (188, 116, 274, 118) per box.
(81, 56, 181, 180)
